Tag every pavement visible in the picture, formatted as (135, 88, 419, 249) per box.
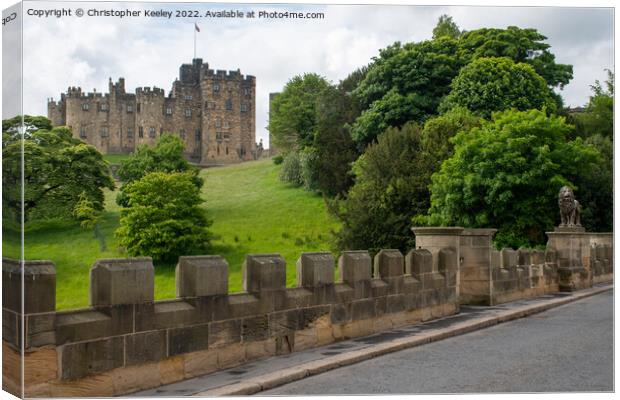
(131, 283, 613, 397)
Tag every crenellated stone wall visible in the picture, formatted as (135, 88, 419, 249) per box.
(2, 244, 460, 397)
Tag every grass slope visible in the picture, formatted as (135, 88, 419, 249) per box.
(3, 158, 339, 310)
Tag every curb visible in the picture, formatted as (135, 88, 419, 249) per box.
(194, 285, 613, 396)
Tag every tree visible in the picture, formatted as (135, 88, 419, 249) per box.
(349, 25, 572, 148)
(279, 151, 304, 187)
(116, 134, 202, 206)
(421, 107, 482, 170)
(571, 69, 613, 139)
(73, 191, 106, 251)
(432, 14, 461, 39)
(457, 26, 573, 89)
(268, 73, 331, 152)
(333, 122, 433, 254)
(2, 119, 114, 222)
(440, 57, 557, 118)
(421, 109, 600, 248)
(115, 172, 212, 262)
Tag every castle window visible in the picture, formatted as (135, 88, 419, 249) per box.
(216, 132, 222, 140)
(195, 129, 201, 141)
(137, 103, 141, 113)
(127, 104, 133, 113)
(149, 127, 156, 138)
(82, 103, 89, 111)
(226, 146, 229, 155)
(227, 82, 233, 92)
(100, 103, 109, 111)
(217, 145, 220, 155)
(184, 94, 193, 101)
(100, 127, 109, 138)
(79, 127, 87, 138)
(127, 127, 134, 138)
(244, 88, 250, 96)
(225, 99, 233, 111)
(185, 109, 192, 118)
(241, 103, 248, 113)
(180, 129, 186, 139)
(213, 83, 220, 92)
(223, 121, 230, 129)
(139, 126, 144, 138)
(165, 107, 173, 116)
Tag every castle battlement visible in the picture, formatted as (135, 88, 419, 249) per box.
(48, 58, 257, 165)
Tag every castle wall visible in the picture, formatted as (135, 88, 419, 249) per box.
(47, 59, 256, 165)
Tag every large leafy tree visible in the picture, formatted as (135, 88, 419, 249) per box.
(440, 57, 557, 118)
(116, 134, 202, 206)
(2, 118, 114, 222)
(421, 109, 600, 248)
(350, 23, 572, 148)
(571, 69, 614, 139)
(333, 122, 433, 254)
(268, 73, 331, 152)
(115, 171, 212, 262)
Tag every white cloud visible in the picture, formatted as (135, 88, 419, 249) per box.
(17, 2, 614, 147)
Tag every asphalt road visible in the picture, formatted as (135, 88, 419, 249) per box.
(263, 291, 614, 395)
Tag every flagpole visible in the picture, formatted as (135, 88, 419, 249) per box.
(193, 26, 196, 59)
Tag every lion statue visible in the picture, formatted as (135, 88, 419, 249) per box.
(558, 186, 581, 227)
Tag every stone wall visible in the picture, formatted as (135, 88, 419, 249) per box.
(2, 245, 459, 397)
(454, 228, 613, 306)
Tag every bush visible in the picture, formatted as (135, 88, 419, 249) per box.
(116, 134, 202, 206)
(300, 147, 320, 191)
(422, 109, 600, 248)
(115, 171, 212, 262)
(272, 155, 284, 165)
(279, 152, 304, 186)
(334, 122, 432, 254)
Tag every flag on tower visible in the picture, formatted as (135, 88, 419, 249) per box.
(195, 23, 200, 32)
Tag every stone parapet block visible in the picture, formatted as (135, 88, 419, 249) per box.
(296, 252, 334, 288)
(405, 249, 433, 277)
(243, 254, 286, 293)
(176, 256, 228, 298)
(338, 251, 372, 286)
(3, 258, 56, 314)
(90, 258, 154, 307)
(373, 249, 404, 279)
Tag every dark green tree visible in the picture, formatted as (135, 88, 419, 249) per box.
(421, 109, 599, 248)
(2, 119, 114, 222)
(432, 14, 461, 39)
(440, 57, 557, 118)
(115, 171, 212, 262)
(333, 122, 432, 254)
(268, 73, 331, 152)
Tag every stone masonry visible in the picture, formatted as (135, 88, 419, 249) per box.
(47, 58, 256, 166)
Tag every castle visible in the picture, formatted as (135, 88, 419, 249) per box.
(47, 58, 256, 166)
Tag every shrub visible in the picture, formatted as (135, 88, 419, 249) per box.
(272, 154, 284, 165)
(279, 152, 304, 186)
(115, 171, 212, 262)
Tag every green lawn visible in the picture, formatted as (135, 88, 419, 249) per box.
(3, 158, 340, 310)
(103, 153, 133, 164)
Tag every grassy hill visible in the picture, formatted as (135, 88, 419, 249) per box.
(3, 158, 340, 310)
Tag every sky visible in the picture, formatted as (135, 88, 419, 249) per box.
(4, 1, 615, 147)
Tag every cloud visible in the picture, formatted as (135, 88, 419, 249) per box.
(17, 2, 614, 146)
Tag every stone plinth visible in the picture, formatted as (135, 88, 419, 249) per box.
(546, 229, 593, 291)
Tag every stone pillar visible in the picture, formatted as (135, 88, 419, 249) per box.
(296, 252, 334, 288)
(411, 227, 463, 298)
(546, 228, 592, 291)
(458, 229, 497, 305)
(338, 251, 372, 298)
(242, 254, 286, 293)
(176, 256, 228, 298)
